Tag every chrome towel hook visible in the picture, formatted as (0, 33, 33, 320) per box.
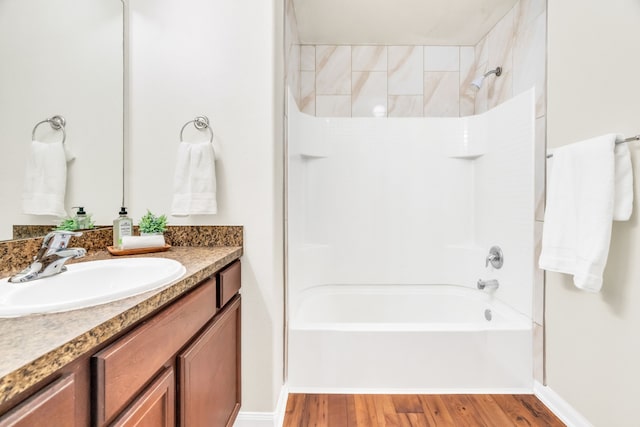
(180, 115, 214, 144)
(31, 115, 67, 144)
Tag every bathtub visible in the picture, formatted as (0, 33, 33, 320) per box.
(288, 284, 532, 393)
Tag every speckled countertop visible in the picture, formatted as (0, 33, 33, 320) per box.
(0, 245, 242, 405)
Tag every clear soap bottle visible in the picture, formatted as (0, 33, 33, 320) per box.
(74, 207, 90, 230)
(113, 207, 133, 248)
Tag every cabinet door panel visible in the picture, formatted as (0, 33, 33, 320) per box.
(111, 367, 175, 427)
(0, 374, 75, 427)
(179, 296, 241, 427)
(94, 278, 216, 425)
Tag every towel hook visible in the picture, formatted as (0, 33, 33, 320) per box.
(180, 115, 214, 144)
(31, 115, 66, 144)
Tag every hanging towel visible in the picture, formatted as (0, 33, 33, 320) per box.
(171, 141, 217, 216)
(613, 141, 633, 220)
(22, 140, 68, 217)
(539, 134, 633, 292)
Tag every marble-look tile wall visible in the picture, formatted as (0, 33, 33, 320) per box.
(285, 0, 302, 110)
(288, 0, 546, 120)
(298, 44, 472, 118)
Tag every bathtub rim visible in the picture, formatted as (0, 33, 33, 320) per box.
(290, 283, 532, 332)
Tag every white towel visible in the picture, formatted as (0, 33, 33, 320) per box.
(539, 134, 633, 292)
(613, 141, 633, 220)
(171, 141, 217, 216)
(120, 235, 166, 250)
(22, 140, 68, 217)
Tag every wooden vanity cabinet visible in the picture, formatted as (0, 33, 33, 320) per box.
(109, 367, 175, 427)
(0, 352, 92, 426)
(179, 296, 241, 426)
(0, 374, 77, 427)
(93, 278, 218, 425)
(94, 259, 241, 427)
(0, 259, 241, 427)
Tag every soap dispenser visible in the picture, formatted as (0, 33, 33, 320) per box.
(113, 207, 133, 248)
(74, 207, 90, 230)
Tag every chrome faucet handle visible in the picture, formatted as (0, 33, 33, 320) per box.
(39, 230, 83, 258)
(42, 230, 83, 248)
(485, 246, 503, 269)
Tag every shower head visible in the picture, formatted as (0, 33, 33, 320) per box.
(470, 66, 502, 90)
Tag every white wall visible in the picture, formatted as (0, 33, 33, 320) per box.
(546, 1, 640, 425)
(0, 0, 123, 239)
(288, 90, 535, 317)
(128, 0, 284, 413)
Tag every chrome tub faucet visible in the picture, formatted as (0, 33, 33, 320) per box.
(9, 231, 87, 283)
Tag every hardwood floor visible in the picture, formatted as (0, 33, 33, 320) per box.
(283, 394, 566, 427)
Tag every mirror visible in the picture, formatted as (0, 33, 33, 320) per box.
(0, 0, 124, 241)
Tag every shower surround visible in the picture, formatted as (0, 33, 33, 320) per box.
(287, 89, 536, 392)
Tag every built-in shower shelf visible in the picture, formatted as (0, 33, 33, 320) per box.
(447, 153, 484, 160)
(300, 153, 328, 160)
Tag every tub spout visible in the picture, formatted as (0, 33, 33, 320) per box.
(477, 279, 499, 290)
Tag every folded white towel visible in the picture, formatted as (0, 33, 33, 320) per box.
(171, 141, 217, 216)
(120, 235, 166, 250)
(22, 140, 68, 217)
(539, 134, 633, 292)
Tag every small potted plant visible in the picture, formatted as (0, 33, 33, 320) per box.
(138, 210, 167, 236)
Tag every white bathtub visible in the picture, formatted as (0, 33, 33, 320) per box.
(288, 284, 532, 393)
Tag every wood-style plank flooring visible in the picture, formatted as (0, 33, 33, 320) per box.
(283, 394, 566, 427)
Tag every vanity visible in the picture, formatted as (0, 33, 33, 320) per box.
(0, 229, 242, 427)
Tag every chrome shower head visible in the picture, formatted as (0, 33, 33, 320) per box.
(471, 76, 485, 90)
(470, 66, 502, 90)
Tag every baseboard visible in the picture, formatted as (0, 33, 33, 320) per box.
(234, 384, 289, 427)
(534, 381, 594, 427)
(287, 386, 533, 395)
(233, 412, 274, 427)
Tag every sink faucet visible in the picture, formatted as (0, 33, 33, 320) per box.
(9, 231, 87, 283)
(477, 279, 499, 291)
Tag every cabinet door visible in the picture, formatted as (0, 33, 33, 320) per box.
(111, 367, 175, 427)
(178, 296, 241, 427)
(0, 374, 75, 427)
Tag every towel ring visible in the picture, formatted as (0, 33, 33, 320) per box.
(31, 115, 66, 144)
(179, 116, 214, 144)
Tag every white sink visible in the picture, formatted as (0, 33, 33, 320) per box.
(0, 258, 186, 317)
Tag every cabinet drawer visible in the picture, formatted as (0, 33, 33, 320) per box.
(218, 260, 241, 308)
(93, 278, 217, 425)
(0, 374, 75, 427)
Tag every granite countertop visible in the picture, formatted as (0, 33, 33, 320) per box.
(0, 245, 242, 405)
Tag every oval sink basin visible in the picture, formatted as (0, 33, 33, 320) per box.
(0, 258, 186, 317)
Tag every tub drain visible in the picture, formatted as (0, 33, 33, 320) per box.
(484, 309, 492, 321)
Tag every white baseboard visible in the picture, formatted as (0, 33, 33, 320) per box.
(288, 386, 532, 395)
(234, 384, 289, 427)
(534, 381, 594, 427)
(233, 412, 274, 427)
